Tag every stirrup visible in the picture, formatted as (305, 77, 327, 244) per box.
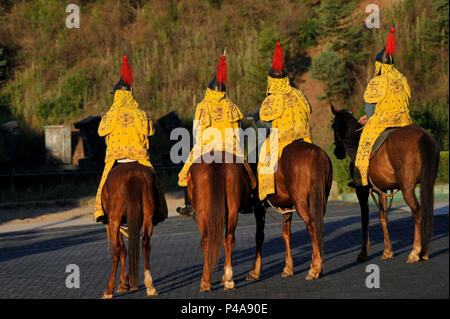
(176, 206, 195, 218)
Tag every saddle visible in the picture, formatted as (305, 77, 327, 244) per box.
(370, 127, 400, 160)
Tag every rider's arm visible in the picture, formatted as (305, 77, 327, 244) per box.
(365, 102, 376, 120)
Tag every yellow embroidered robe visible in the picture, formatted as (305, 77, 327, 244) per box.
(355, 63, 412, 186)
(94, 90, 154, 221)
(257, 76, 312, 201)
(178, 88, 256, 188)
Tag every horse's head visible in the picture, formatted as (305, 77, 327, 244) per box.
(330, 104, 359, 160)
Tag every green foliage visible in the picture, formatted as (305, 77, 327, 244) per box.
(410, 99, 449, 151)
(318, 0, 354, 35)
(310, 47, 348, 102)
(37, 73, 92, 125)
(297, 19, 320, 48)
(325, 144, 352, 194)
(0, 91, 12, 124)
(0, 47, 6, 84)
(437, 151, 449, 184)
(246, 24, 281, 108)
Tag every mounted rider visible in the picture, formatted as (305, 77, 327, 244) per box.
(94, 56, 158, 223)
(257, 42, 313, 201)
(177, 51, 257, 217)
(353, 27, 412, 187)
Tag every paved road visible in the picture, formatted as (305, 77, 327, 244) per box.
(0, 200, 447, 299)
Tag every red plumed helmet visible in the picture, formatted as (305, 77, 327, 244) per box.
(120, 56, 133, 87)
(385, 27, 396, 56)
(272, 42, 284, 73)
(216, 55, 227, 86)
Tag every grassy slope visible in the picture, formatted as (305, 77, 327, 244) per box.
(0, 0, 448, 187)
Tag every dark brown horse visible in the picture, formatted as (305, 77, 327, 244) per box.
(186, 152, 253, 292)
(101, 162, 167, 299)
(330, 105, 439, 263)
(246, 140, 333, 281)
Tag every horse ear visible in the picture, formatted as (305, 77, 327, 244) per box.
(349, 104, 357, 115)
(330, 104, 338, 115)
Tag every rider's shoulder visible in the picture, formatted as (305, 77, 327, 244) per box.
(260, 94, 284, 121)
(364, 75, 388, 104)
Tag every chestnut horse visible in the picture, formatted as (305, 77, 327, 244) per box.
(247, 140, 333, 281)
(187, 152, 253, 292)
(330, 105, 439, 263)
(101, 162, 167, 299)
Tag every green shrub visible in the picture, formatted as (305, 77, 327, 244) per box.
(310, 47, 348, 103)
(437, 151, 449, 184)
(325, 144, 352, 194)
(410, 99, 449, 151)
(37, 72, 91, 125)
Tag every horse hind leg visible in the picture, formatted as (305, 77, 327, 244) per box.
(116, 232, 129, 293)
(103, 220, 121, 299)
(221, 209, 238, 290)
(280, 213, 294, 278)
(246, 204, 266, 281)
(402, 187, 422, 263)
(142, 225, 158, 296)
(377, 193, 394, 259)
(294, 201, 323, 280)
(142, 186, 158, 296)
(198, 215, 212, 292)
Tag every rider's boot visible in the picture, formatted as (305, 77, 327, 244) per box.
(176, 188, 195, 218)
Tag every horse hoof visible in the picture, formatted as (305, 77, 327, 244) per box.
(116, 285, 129, 293)
(281, 270, 294, 278)
(382, 251, 394, 260)
(421, 254, 429, 261)
(102, 294, 113, 299)
(147, 287, 158, 296)
(246, 273, 259, 281)
(224, 281, 235, 290)
(129, 286, 139, 291)
(200, 287, 211, 293)
(407, 253, 420, 263)
(305, 270, 322, 280)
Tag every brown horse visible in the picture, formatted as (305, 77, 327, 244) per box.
(101, 162, 167, 299)
(330, 105, 439, 263)
(186, 152, 253, 292)
(246, 140, 333, 281)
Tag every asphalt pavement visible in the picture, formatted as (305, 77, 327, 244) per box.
(0, 199, 447, 299)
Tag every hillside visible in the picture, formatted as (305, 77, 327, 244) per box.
(0, 0, 448, 190)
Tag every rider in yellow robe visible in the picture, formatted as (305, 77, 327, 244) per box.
(257, 42, 312, 201)
(94, 57, 156, 223)
(354, 28, 412, 187)
(177, 54, 256, 217)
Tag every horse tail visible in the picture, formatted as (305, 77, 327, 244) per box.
(125, 176, 143, 289)
(310, 150, 332, 257)
(206, 165, 227, 268)
(418, 132, 439, 254)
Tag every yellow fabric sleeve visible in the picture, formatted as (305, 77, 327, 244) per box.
(292, 88, 312, 115)
(260, 94, 284, 122)
(364, 75, 388, 104)
(193, 101, 212, 134)
(225, 100, 243, 122)
(98, 110, 118, 137)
